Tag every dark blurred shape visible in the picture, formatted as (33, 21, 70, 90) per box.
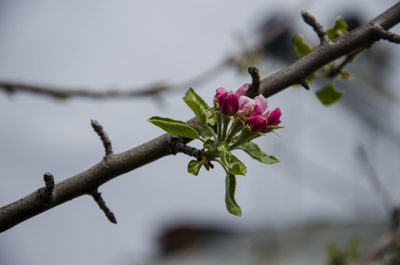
(157, 223, 231, 257)
(341, 12, 363, 31)
(391, 207, 400, 231)
(257, 14, 297, 62)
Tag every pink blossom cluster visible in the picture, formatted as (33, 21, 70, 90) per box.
(214, 83, 281, 132)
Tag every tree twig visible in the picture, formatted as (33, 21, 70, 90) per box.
(301, 10, 328, 44)
(91, 190, 117, 224)
(1, 3, 400, 232)
(247, 65, 261, 98)
(91, 120, 113, 159)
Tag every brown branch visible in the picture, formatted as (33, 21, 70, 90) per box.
(247, 65, 261, 98)
(301, 10, 328, 44)
(91, 190, 117, 224)
(373, 24, 400, 43)
(1, 3, 400, 232)
(0, 58, 231, 101)
(258, 3, 400, 98)
(91, 120, 113, 158)
(169, 136, 203, 161)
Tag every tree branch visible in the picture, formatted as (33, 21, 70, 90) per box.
(1, 3, 400, 232)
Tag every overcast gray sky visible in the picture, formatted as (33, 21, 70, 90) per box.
(1, 1, 400, 265)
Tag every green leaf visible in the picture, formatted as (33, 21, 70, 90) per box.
(188, 159, 205, 175)
(192, 124, 213, 139)
(218, 142, 247, 175)
(183, 88, 210, 123)
(327, 17, 348, 40)
(204, 110, 216, 126)
(203, 139, 216, 150)
(240, 141, 279, 164)
(149, 116, 200, 139)
(293, 34, 313, 57)
(315, 84, 343, 105)
(225, 173, 242, 216)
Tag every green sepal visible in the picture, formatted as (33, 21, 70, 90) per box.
(187, 158, 206, 176)
(182, 88, 209, 124)
(218, 142, 247, 175)
(293, 34, 313, 57)
(327, 17, 348, 40)
(225, 173, 242, 216)
(315, 84, 343, 106)
(240, 141, 279, 164)
(148, 116, 200, 139)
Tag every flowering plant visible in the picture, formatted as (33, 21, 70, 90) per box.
(149, 84, 282, 216)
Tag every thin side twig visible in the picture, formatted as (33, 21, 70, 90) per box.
(91, 120, 113, 158)
(356, 145, 394, 214)
(91, 190, 117, 224)
(301, 10, 328, 45)
(247, 65, 261, 98)
(373, 25, 400, 43)
(169, 136, 203, 161)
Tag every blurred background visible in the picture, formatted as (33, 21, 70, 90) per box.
(1, 0, 400, 264)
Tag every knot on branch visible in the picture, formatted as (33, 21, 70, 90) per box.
(91, 119, 113, 159)
(39, 172, 55, 203)
(301, 10, 328, 45)
(169, 136, 203, 161)
(91, 190, 117, 224)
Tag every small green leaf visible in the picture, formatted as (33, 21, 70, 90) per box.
(293, 34, 313, 57)
(240, 141, 279, 164)
(149, 116, 200, 139)
(204, 110, 216, 126)
(183, 88, 209, 123)
(225, 173, 242, 216)
(327, 17, 348, 40)
(315, 84, 343, 105)
(192, 124, 213, 139)
(188, 159, 205, 175)
(218, 142, 247, 175)
(203, 139, 216, 150)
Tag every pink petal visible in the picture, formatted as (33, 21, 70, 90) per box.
(251, 95, 268, 116)
(236, 83, 249, 96)
(246, 115, 268, 132)
(215, 87, 227, 100)
(267, 107, 282, 126)
(239, 96, 255, 114)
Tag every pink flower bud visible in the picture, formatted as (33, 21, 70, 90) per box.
(219, 91, 240, 115)
(245, 115, 269, 132)
(267, 107, 282, 126)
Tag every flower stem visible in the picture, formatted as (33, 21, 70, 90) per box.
(216, 112, 223, 141)
(221, 115, 230, 142)
(225, 119, 244, 142)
